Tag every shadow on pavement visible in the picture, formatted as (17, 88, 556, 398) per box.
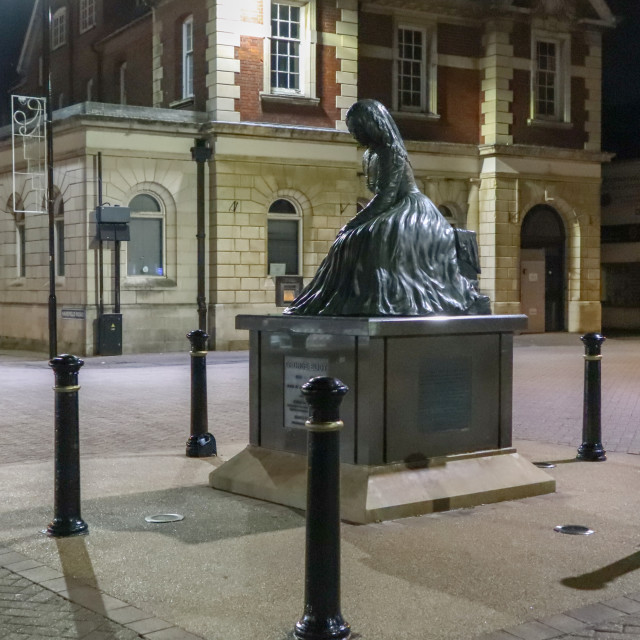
(2, 485, 304, 547)
(561, 551, 640, 590)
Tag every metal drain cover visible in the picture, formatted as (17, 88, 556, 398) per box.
(554, 524, 594, 535)
(145, 514, 184, 523)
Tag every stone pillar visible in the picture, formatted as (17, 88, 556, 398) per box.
(466, 179, 480, 233)
(583, 30, 603, 152)
(480, 19, 514, 146)
(335, 0, 358, 130)
(478, 174, 520, 315)
(151, 9, 164, 108)
(207, 0, 241, 122)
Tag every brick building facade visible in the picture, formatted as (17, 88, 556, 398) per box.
(0, 0, 615, 353)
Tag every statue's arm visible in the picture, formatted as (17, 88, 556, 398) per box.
(340, 148, 404, 233)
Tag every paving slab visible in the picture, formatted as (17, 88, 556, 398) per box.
(0, 335, 639, 640)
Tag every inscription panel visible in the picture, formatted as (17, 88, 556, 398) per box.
(418, 357, 472, 432)
(386, 334, 500, 461)
(258, 331, 357, 461)
(284, 356, 329, 429)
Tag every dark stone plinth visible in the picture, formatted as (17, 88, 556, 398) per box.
(236, 314, 527, 465)
(209, 314, 555, 523)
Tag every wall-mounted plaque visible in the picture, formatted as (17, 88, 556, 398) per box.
(275, 276, 303, 307)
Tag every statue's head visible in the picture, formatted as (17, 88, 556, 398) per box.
(346, 99, 406, 156)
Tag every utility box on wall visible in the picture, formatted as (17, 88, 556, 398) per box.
(96, 206, 131, 241)
(97, 314, 123, 355)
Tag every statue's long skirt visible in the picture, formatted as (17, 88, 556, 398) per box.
(285, 191, 490, 317)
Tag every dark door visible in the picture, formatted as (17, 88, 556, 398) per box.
(521, 205, 566, 332)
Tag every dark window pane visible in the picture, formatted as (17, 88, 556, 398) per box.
(268, 219, 299, 275)
(269, 199, 297, 214)
(129, 194, 161, 212)
(128, 218, 163, 276)
(56, 220, 65, 276)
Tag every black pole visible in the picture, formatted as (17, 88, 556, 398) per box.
(186, 329, 217, 457)
(45, 354, 88, 537)
(294, 376, 350, 640)
(98, 152, 104, 317)
(43, 0, 57, 359)
(576, 332, 606, 461)
(114, 240, 121, 314)
(191, 139, 212, 334)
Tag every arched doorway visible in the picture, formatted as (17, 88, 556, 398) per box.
(520, 205, 566, 332)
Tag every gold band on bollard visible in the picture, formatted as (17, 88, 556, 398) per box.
(305, 419, 344, 432)
(53, 385, 81, 393)
(583, 355, 602, 361)
(190, 351, 208, 357)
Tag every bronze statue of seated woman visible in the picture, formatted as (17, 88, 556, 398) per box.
(285, 99, 491, 317)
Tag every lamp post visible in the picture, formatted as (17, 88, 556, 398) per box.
(190, 139, 212, 333)
(42, 0, 57, 359)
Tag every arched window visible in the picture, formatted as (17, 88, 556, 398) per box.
(356, 198, 368, 213)
(8, 195, 26, 278)
(182, 16, 194, 99)
(54, 196, 65, 277)
(127, 193, 164, 277)
(438, 204, 459, 228)
(267, 198, 300, 275)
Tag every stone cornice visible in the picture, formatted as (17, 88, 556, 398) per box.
(480, 143, 614, 163)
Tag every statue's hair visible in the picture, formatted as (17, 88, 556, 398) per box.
(346, 99, 408, 159)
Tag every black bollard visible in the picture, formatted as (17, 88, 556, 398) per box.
(294, 376, 351, 640)
(576, 333, 606, 461)
(186, 329, 217, 457)
(45, 355, 88, 537)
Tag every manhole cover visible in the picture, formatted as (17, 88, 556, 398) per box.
(534, 462, 556, 468)
(554, 525, 594, 535)
(145, 514, 184, 523)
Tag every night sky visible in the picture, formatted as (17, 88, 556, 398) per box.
(0, 0, 638, 157)
(0, 0, 35, 124)
(602, 0, 640, 159)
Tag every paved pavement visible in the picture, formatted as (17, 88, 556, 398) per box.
(512, 333, 640, 455)
(1, 333, 640, 639)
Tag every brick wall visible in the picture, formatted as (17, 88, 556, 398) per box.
(101, 17, 153, 106)
(235, 16, 340, 127)
(236, 36, 263, 120)
(438, 23, 482, 57)
(359, 11, 392, 48)
(571, 31, 588, 66)
(155, 0, 208, 110)
(512, 20, 530, 59)
(511, 70, 588, 148)
(319, 0, 339, 34)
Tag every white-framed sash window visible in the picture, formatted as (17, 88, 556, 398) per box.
(182, 16, 194, 99)
(531, 31, 570, 123)
(52, 7, 67, 49)
(393, 21, 437, 115)
(79, 0, 96, 33)
(264, 1, 316, 99)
